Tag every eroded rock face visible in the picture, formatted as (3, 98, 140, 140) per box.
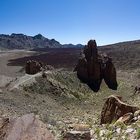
(74, 40, 118, 92)
(0, 114, 54, 140)
(100, 95, 139, 124)
(25, 60, 43, 75)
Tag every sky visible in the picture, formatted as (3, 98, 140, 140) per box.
(0, 0, 140, 45)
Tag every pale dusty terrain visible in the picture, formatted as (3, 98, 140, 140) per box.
(0, 50, 35, 76)
(0, 50, 35, 89)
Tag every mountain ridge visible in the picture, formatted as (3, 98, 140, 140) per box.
(0, 33, 140, 51)
(0, 33, 83, 49)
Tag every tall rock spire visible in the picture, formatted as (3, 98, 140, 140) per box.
(74, 40, 118, 92)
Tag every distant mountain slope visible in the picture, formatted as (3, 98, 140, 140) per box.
(99, 40, 140, 70)
(2, 35, 140, 70)
(0, 33, 83, 49)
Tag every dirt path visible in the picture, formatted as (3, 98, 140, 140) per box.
(0, 50, 36, 92)
(9, 71, 52, 91)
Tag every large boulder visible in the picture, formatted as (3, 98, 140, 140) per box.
(0, 113, 54, 140)
(74, 40, 118, 92)
(100, 95, 139, 124)
(25, 60, 43, 75)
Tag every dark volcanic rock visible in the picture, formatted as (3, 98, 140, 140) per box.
(74, 40, 118, 92)
(74, 58, 88, 82)
(101, 55, 118, 90)
(25, 60, 43, 75)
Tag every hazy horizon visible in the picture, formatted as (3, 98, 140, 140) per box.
(0, 0, 140, 45)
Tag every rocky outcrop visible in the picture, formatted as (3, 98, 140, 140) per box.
(63, 124, 91, 140)
(0, 113, 54, 140)
(100, 95, 139, 124)
(25, 60, 54, 75)
(25, 60, 43, 75)
(63, 131, 91, 140)
(74, 40, 118, 92)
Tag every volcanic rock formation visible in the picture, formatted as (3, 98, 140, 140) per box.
(74, 40, 118, 92)
(25, 60, 43, 75)
(100, 95, 139, 124)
